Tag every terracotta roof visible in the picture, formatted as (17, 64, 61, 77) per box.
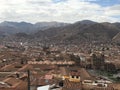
(44, 75, 53, 80)
(70, 72, 80, 76)
(18, 64, 33, 72)
(112, 83, 120, 90)
(63, 79, 82, 90)
(3, 77, 21, 87)
(68, 68, 92, 80)
(82, 84, 114, 90)
(79, 68, 92, 80)
(1, 77, 27, 90)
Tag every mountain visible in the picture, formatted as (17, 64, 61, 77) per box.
(1, 20, 120, 44)
(0, 21, 68, 36)
(0, 21, 34, 36)
(34, 21, 68, 30)
(112, 32, 120, 42)
(113, 23, 120, 29)
(33, 20, 120, 44)
(0, 21, 33, 27)
(75, 20, 96, 25)
(0, 25, 19, 35)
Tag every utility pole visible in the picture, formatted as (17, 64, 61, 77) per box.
(28, 70, 30, 90)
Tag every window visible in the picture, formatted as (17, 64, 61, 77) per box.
(76, 76, 79, 79)
(72, 76, 74, 78)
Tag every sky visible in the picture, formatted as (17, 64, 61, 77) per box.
(0, 0, 120, 23)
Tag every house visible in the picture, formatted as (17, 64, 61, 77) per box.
(69, 72, 80, 82)
(0, 77, 27, 90)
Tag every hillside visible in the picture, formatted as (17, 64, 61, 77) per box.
(33, 20, 120, 44)
(1, 20, 120, 44)
(0, 21, 68, 36)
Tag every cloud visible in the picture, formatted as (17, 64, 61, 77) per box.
(0, 0, 119, 23)
(105, 5, 120, 16)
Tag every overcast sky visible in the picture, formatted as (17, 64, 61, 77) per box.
(0, 0, 120, 23)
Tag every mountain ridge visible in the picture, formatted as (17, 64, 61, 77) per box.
(0, 20, 120, 44)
